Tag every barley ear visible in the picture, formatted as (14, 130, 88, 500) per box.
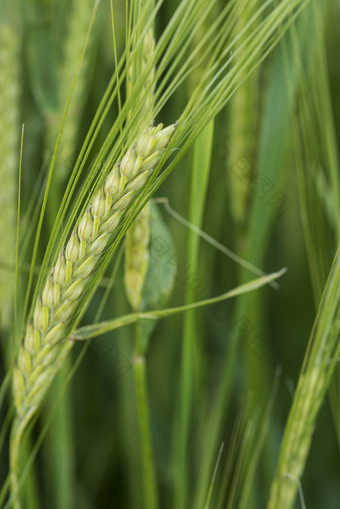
(0, 19, 20, 332)
(50, 0, 96, 183)
(227, 0, 258, 232)
(124, 28, 156, 311)
(12, 122, 176, 423)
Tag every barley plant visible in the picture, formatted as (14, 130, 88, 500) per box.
(0, 0, 340, 508)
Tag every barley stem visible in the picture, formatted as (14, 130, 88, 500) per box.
(10, 414, 33, 509)
(134, 322, 159, 509)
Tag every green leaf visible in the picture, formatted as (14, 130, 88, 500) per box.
(73, 268, 287, 341)
(177, 119, 214, 509)
(141, 202, 177, 310)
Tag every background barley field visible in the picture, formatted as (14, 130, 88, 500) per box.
(0, 0, 340, 508)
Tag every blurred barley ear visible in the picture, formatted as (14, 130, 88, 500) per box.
(227, 0, 259, 238)
(52, 0, 97, 183)
(0, 13, 21, 335)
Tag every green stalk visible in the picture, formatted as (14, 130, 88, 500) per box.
(22, 435, 39, 509)
(227, 0, 259, 241)
(9, 414, 34, 509)
(194, 26, 300, 508)
(176, 120, 214, 509)
(133, 322, 159, 509)
(43, 370, 74, 509)
(9, 419, 22, 509)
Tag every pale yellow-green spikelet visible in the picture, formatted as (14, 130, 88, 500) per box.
(124, 202, 151, 311)
(124, 28, 156, 311)
(0, 20, 20, 331)
(12, 123, 176, 420)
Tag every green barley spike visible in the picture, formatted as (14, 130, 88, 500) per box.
(12, 123, 176, 422)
